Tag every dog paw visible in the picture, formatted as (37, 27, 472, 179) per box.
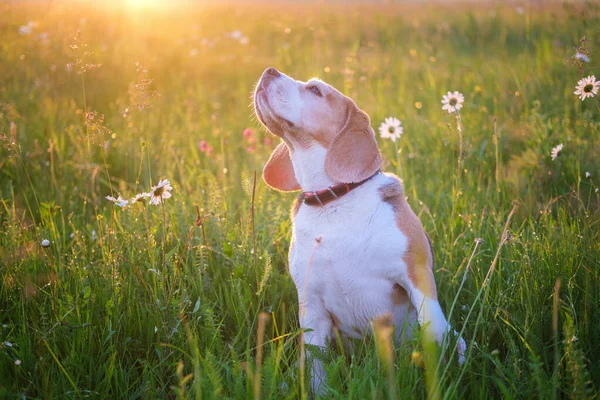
(456, 334, 466, 365)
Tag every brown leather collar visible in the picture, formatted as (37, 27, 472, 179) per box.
(300, 170, 382, 206)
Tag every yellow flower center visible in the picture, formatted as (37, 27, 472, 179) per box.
(153, 186, 164, 197)
(388, 127, 395, 134)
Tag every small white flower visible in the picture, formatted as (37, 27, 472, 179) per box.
(18, 25, 33, 35)
(41, 239, 50, 247)
(149, 179, 173, 205)
(15, 360, 22, 365)
(154, 326, 158, 333)
(3, 341, 13, 347)
(114, 197, 128, 207)
(91, 230, 97, 240)
(441, 91, 465, 114)
(574, 52, 590, 63)
(574, 75, 600, 101)
(130, 192, 151, 204)
(70, 233, 75, 239)
(551, 143, 564, 161)
(596, 188, 599, 193)
(570, 335, 578, 343)
(378, 117, 404, 142)
(105, 195, 128, 207)
(585, 172, 591, 178)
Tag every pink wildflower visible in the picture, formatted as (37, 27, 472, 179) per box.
(243, 128, 254, 141)
(199, 140, 208, 152)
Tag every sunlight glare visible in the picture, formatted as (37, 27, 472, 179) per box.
(124, 0, 164, 9)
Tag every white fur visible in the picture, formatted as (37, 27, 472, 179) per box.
(255, 69, 466, 394)
(290, 145, 335, 190)
(261, 71, 303, 126)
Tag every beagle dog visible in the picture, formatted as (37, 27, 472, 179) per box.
(254, 68, 466, 394)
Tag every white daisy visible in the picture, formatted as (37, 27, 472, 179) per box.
(41, 239, 50, 247)
(441, 91, 465, 114)
(378, 117, 403, 142)
(585, 172, 591, 178)
(551, 143, 563, 161)
(105, 195, 128, 207)
(574, 52, 590, 63)
(149, 179, 173, 205)
(574, 75, 600, 101)
(18, 25, 33, 36)
(130, 192, 151, 204)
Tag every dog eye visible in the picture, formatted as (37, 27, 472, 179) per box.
(307, 85, 322, 97)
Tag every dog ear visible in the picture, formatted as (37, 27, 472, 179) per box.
(263, 141, 301, 191)
(325, 99, 382, 183)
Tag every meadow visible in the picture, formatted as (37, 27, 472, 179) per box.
(1, 1, 599, 398)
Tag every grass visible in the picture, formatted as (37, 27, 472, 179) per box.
(1, 1, 599, 398)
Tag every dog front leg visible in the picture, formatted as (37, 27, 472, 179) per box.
(400, 274, 466, 364)
(299, 301, 332, 396)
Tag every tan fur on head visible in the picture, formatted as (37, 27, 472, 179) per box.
(263, 142, 301, 191)
(325, 100, 382, 183)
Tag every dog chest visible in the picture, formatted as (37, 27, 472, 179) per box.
(289, 191, 409, 334)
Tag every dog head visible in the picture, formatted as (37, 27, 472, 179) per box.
(254, 68, 382, 191)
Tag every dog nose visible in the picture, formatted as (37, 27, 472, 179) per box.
(264, 67, 280, 78)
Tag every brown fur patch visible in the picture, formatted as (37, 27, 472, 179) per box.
(391, 283, 410, 305)
(312, 132, 332, 149)
(329, 311, 342, 329)
(379, 178, 437, 300)
(379, 178, 404, 203)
